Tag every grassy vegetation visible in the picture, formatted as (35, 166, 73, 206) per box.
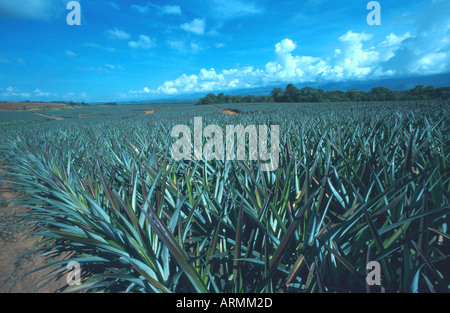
(0, 100, 448, 293)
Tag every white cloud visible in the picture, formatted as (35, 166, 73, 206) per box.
(131, 3, 181, 16)
(412, 52, 448, 75)
(137, 6, 450, 98)
(159, 5, 182, 15)
(380, 32, 411, 47)
(181, 18, 206, 35)
(154, 66, 263, 95)
(209, 0, 263, 20)
(33, 88, 55, 97)
(333, 31, 379, 79)
(379, 32, 411, 61)
(1, 86, 31, 99)
(128, 35, 155, 50)
(380, 1, 450, 76)
(167, 40, 203, 54)
(150, 34, 381, 95)
(0, 86, 87, 101)
(105, 28, 131, 41)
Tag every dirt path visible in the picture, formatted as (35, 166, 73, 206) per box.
(0, 166, 66, 293)
(34, 113, 65, 121)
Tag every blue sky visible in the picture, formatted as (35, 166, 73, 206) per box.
(0, 0, 449, 102)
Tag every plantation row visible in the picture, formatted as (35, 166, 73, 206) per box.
(0, 100, 448, 293)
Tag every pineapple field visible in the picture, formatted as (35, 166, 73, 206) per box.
(0, 100, 448, 293)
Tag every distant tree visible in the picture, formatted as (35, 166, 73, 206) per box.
(301, 87, 322, 102)
(435, 87, 450, 99)
(346, 89, 363, 101)
(217, 93, 225, 104)
(285, 84, 300, 102)
(224, 95, 233, 103)
(271, 88, 285, 102)
(327, 90, 347, 102)
(243, 95, 257, 103)
(195, 84, 449, 105)
(369, 87, 397, 101)
(232, 95, 243, 103)
(197, 93, 217, 105)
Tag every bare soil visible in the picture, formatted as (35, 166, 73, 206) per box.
(210, 104, 239, 115)
(0, 102, 67, 111)
(0, 167, 66, 293)
(222, 109, 238, 115)
(139, 110, 156, 116)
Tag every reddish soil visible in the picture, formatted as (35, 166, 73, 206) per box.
(139, 110, 156, 116)
(0, 167, 66, 293)
(0, 102, 67, 111)
(222, 109, 238, 115)
(211, 104, 239, 115)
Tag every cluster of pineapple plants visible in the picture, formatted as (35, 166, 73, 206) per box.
(0, 100, 448, 293)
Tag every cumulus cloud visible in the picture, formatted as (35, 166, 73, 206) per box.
(380, 0, 450, 76)
(149, 26, 449, 96)
(181, 18, 206, 35)
(378, 32, 411, 62)
(134, 1, 450, 98)
(380, 32, 412, 47)
(153, 66, 262, 95)
(265, 39, 329, 82)
(331, 31, 379, 80)
(128, 35, 155, 50)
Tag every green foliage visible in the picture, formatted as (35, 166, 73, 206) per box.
(0, 100, 448, 293)
(196, 85, 450, 105)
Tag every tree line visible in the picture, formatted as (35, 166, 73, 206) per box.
(196, 84, 450, 105)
